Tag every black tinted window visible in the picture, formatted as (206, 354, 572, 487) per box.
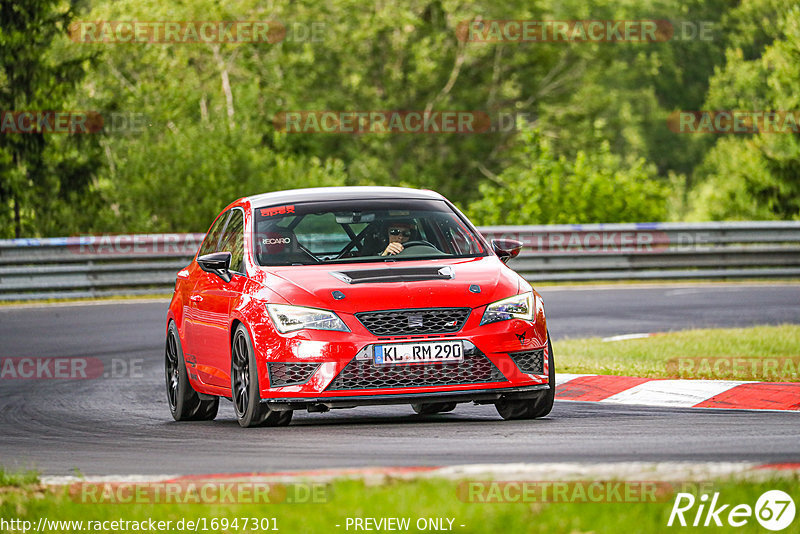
(218, 208, 245, 274)
(197, 210, 230, 256)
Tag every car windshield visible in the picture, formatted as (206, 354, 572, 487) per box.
(253, 199, 487, 266)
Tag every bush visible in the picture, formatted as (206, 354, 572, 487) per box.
(467, 130, 668, 225)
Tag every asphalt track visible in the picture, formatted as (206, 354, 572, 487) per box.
(1, 284, 798, 476)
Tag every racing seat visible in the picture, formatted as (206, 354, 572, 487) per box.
(359, 222, 387, 256)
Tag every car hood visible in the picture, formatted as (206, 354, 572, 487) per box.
(253, 256, 523, 314)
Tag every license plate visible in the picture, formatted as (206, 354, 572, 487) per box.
(373, 341, 463, 365)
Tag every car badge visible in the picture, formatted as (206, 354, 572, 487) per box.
(408, 314, 424, 327)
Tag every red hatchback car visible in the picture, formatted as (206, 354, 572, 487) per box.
(165, 186, 554, 427)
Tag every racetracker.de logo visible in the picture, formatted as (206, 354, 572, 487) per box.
(67, 234, 205, 256)
(0, 358, 142, 380)
(459, 481, 716, 503)
(273, 111, 492, 134)
(666, 357, 800, 381)
(1, 111, 103, 134)
(0, 357, 103, 379)
(668, 111, 800, 134)
(456, 20, 674, 42)
(0, 111, 147, 134)
(69, 21, 286, 43)
(70, 481, 330, 504)
(480, 230, 671, 254)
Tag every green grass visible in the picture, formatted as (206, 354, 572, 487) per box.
(553, 324, 800, 381)
(2, 473, 798, 533)
(0, 468, 39, 487)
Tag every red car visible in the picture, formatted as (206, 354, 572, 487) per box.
(165, 187, 554, 427)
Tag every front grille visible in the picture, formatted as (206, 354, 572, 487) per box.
(267, 362, 320, 387)
(356, 308, 470, 336)
(325, 350, 506, 391)
(508, 349, 544, 374)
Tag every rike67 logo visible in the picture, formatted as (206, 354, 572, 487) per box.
(668, 490, 795, 530)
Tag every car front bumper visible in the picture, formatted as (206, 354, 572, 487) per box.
(252, 312, 551, 401)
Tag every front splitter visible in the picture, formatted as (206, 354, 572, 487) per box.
(261, 384, 550, 411)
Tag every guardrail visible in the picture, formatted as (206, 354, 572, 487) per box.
(1, 222, 799, 300)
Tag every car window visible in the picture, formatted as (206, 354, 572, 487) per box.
(218, 208, 245, 274)
(292, 212, 357, 254)
(197, 210, 230, 257)
(253, 199, 487, 266)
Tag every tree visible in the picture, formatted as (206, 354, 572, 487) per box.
(0, 0, 102, 237)
(688, 3, 800, 220)
(5, 0, 766, 235)
(467, 129, 668, 225)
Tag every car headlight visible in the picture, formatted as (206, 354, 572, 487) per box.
(480, 291, 534, 325)
(266, 304, 350, 333)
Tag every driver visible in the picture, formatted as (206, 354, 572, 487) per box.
(380, 220, 415, 256)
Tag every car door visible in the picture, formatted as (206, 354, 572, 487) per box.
(190, 207, 247, 388)
(184, 209, 229, 381)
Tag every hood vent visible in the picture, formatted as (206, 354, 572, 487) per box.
(330, 265, 455, 284)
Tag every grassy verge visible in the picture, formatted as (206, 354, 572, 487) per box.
(553, 325, 800, 381)
(1, 473, 797, 533)
(0, 468, 39, 487)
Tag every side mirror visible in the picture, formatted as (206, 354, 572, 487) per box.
(492, 239, 523, 264)
(197, 251, 233, 283)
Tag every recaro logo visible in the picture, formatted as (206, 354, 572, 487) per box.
(262, 237, 291, 245)
(668, 490, 795, 530)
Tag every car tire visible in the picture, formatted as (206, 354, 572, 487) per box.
(411, 402, 457, 415)
(495, 333, 555, 421)
(165, 321, 219, 421)
(231, 324, 293, 428)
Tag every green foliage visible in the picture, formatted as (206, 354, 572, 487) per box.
(467, 129, 668, 225)
(0, 467, 38, 487)
(555, 324, 800, 380)
(689, 4, 800, 221)
(93, 126, 346, 233)
(0, 0, 103, 238)
(68, 0, 732, 233)
(2, 472, 800, 534)
(2, 0, 797, 236)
